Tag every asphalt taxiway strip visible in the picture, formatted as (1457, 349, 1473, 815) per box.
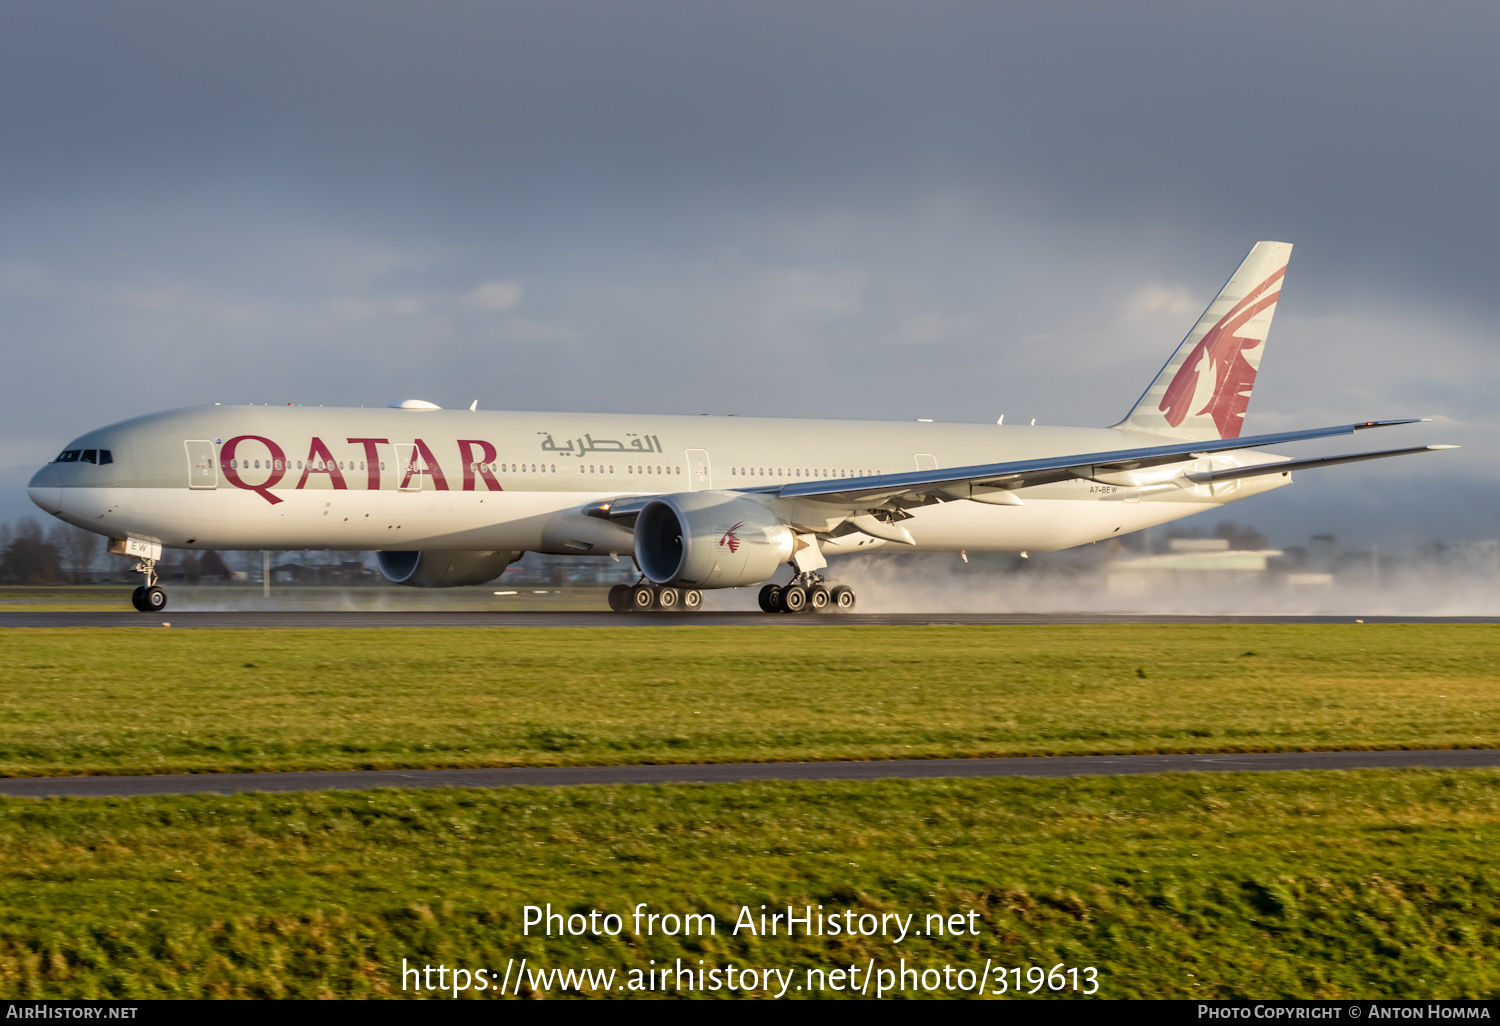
(4, 611, 1499, 628)
(2, 748, 1497, 798)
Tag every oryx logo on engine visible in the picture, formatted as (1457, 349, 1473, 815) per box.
(719, 522, 745, 554)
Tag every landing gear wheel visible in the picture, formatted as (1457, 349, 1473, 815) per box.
(808, 585, 830, 612)
(758, 584, 782, 613)
(681, 589, 703, 610)
(831, 585, 856, 611)
(657, 586, 679, 610)
(781, 584, 809, 613)
(630, 584, 657, 611)
(128, 555, 162, 611)
(607, 584, 631, 612)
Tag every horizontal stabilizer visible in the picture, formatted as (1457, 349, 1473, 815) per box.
(1193, 445, 1458, 483)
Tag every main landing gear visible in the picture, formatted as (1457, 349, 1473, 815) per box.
(129, 557, 168, 612)
(608, 580, 704, 613)
(607, 575, 857, 614)
(757, 574, 855, 614)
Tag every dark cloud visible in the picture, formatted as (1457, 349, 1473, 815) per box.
(6, 4, 1498, 270)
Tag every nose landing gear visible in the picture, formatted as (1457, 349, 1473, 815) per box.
(129, 558, 167, 612)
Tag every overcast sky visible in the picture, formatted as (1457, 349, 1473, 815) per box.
(2, 1, 1495, 549)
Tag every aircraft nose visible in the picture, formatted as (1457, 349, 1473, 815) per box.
(27, 464, 62, 515)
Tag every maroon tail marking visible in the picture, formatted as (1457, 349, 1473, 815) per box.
(1159, 265, 1286, 438)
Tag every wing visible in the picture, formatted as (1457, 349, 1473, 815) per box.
(741, 419, 1446, 506)
(583, 419, 1452, 529)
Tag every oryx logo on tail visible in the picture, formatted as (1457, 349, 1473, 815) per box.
(1158, 264, 1286, 439)
(1117, 241, 1293, 442)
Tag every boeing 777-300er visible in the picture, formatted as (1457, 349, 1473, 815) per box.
(28, 241, 1454, 613)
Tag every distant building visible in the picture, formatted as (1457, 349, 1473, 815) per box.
(1106, 537, 1283, 596)
(271, 560, 373, 585)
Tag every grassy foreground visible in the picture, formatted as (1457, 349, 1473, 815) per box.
(2, 769, 1498, 999)
(1, 625, 1497, 776)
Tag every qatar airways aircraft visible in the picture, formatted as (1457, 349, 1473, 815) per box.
(28, 241, 1451, 613)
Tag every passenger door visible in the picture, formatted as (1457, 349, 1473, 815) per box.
(185, 440, 217, 489)
(686, 448, 712, 491)
(394, 443, 422, 491)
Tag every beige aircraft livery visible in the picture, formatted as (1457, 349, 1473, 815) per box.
(28, 242, 1454, 613)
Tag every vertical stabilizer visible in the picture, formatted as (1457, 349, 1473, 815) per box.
(1117, 241, 1292, 440)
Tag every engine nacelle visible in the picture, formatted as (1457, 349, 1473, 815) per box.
(634, 491, 793, 589)
(377, 549, 522, 588)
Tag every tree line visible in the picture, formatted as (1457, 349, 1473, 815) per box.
(0, 518, 233, 585)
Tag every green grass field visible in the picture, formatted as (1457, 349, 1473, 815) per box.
(2, 769, 1498, 999)
(0, 625, 1496, 776)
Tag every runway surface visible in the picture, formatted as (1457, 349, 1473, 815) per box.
(3, 748, 1497, 797)
(4, 610, 1498, 628)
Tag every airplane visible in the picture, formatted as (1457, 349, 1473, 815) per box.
(27, 241, 1453, 614)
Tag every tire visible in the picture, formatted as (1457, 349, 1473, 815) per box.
(781, 584, 809, 613)
(809, 585, 830, 612)
(607, 584, 631, 612)
(657, 586, 679, 610)
(630, 584, 657, 611)
(681, 589, 703, 610)
(757, 584, 782, 613)
(143, 586, 168, 612)
(130, 586, 148, 612)
(831, 585, 856, 611)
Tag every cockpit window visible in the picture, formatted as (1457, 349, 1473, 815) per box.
(99, 450, 113, 464)
(81, 450, 97, 464)
(55, 450, 80, 462)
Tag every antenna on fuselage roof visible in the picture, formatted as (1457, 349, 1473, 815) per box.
(469, 400, 479, 411)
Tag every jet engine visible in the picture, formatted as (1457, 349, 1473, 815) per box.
(377, 549, 522, 588)
(634, 491, 793, 588)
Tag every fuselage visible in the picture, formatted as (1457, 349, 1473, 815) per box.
(27, 404, 1288, 562)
